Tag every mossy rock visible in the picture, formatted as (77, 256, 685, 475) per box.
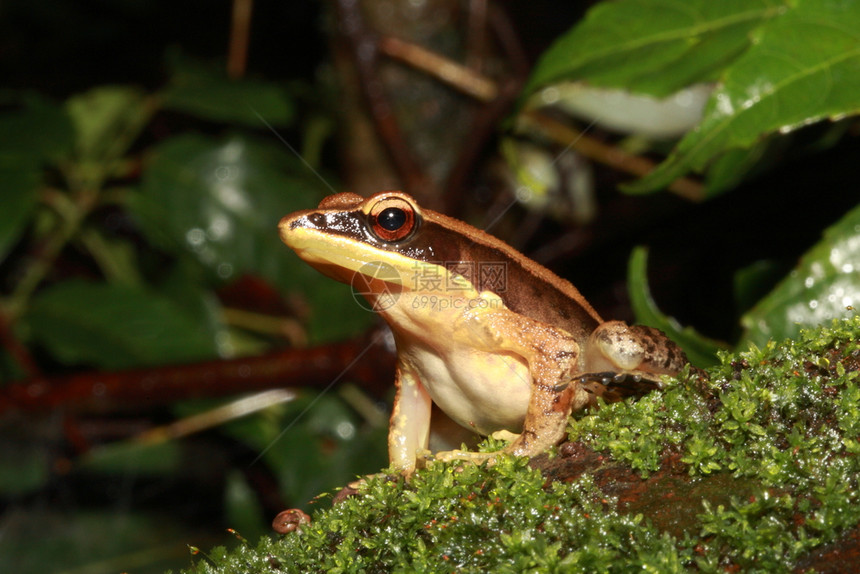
(181, 316, 860, 573)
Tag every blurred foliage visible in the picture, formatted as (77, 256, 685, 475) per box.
(740, 201, 860, 347)
(0, 46, 380, 574)
(0, 0, 858, 572)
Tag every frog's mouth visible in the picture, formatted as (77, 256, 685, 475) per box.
(281, 224, 451, 290)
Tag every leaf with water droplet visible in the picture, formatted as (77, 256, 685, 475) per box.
(627, 0, 860, 193)
(131, 133, 371, 341)
(524, 0, 780, 98)
(740, 202, 860, 347)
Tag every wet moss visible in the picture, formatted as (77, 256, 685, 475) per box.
(181, 316, 860, 573)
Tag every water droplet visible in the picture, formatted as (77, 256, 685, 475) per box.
(336, 421, 356, 440)
(215, 331, 233, 357)
(516, 186, 533, 202)
(541, 86, 560, 105)
(208, 215, 232, 241)
(186, 228, 205, 247)
(716, 93, 734, 115)
(215, 165, 234, 181)
(217, 262, 234, 279)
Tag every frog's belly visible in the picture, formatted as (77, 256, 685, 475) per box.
(403, 343, 532, 436)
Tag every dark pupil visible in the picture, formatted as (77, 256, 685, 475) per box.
(378, 207, 406, 231)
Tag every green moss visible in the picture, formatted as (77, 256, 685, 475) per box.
(183, 460, 685, 573)
(572, 315, 860, 485)
(181, 316, 860, 573)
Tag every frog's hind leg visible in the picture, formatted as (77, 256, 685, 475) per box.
(471, 306, 590, 460)
(506, 374, 590, 459)
(585, 321, 689, 378)
(435, 305, 588, 465)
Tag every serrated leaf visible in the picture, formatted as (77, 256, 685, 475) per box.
(132, 133, 371, 341)
(24, 280, 221, 369)
(525, 0, 785, 98)
(628, 0, 860, 192)
(740, 202, 860, 348)
(627, 247, 726, 366)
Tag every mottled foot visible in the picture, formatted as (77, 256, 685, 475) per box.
(433, 448, 497, 466)
(432, 430, 525, 467)
(490, 429, 520, 442)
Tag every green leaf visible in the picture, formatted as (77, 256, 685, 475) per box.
(627, 247, 726, 366)
(81, 441, 182, 475)
(0, 95, 75, 163)
(0, 166, 40, 264)
(525, 0, 785, 98)
(132, 133, 324, 288)
(733, 259, 788, 316)
(740, 202, 860, 348)
(701, 136, 775, 195)
(627, 0, 860, 192)
(0, 508, 191, 574)
(0, 424, 50, 494)
(224, 471, 268, 541)
(23, 280, 221, 369)
(161, 52, 293, 127)
(65, 86, 150, 162)
(0, 97, 75, 261)
(223, 392, 387, 507)
(132, 133, 370, 341)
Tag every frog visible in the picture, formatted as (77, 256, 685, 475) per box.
(279, 191, 691, 474)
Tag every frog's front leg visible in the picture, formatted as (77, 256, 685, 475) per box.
(436, 304, 589, 464)
(389, 358, 433, 474)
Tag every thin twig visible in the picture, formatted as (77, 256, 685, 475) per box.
(5, 188, 98, 319)
(487, 1, 530, 78)
(134, 389, 296, 444)
(228, 0, 254, 79)
(378, 36, 498, 102)
(221, 307, 307, 344)
(465, 0, 488, 72)
(334, 0, 436, 201)
(520, 110, 705, 201)
(442, 2, 530, 213)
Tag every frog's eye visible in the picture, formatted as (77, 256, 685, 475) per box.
(368, 196, 417, 242)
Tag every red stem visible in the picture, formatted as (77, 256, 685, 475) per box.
(0, 331, 394, 414)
